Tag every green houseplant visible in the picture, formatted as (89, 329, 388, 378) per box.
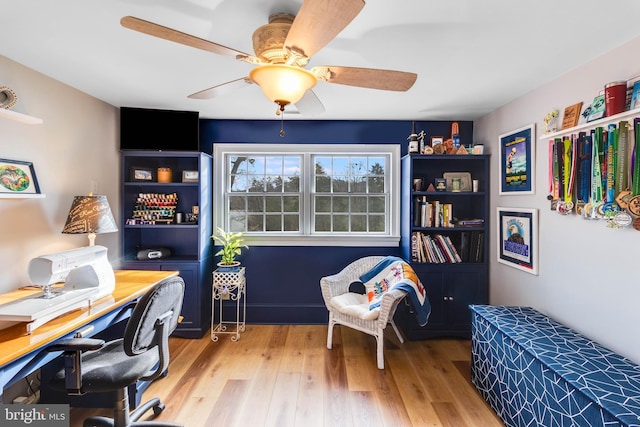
(212, 227, 248, 269)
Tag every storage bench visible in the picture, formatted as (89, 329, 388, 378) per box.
(470, 305, 640, 427)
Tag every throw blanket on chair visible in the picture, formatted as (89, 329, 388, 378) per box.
(360, 256, 431, 326)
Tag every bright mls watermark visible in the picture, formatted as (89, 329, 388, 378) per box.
(0, 404, 69, 426)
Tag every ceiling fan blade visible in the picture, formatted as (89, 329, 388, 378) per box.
(188, 77, 253, 99)
(294, 89, 325, 115)
(311, 66, 417, 91)
(120, 16, 252, 59)
(285, 0, 364, 59)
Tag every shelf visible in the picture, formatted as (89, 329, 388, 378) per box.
(0, 193, 46, 199)
(124, 182, 199, 187)
(124, 224, 198, 229)
(540, 107, 640, 140)
(0, 108, 43, 124)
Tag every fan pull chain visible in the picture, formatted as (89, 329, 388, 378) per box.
(280, 110, 285, 137)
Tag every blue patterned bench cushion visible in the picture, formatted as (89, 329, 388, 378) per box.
(470, 305, 640, 427)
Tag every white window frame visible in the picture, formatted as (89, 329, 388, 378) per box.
(213, 143, 400, 247)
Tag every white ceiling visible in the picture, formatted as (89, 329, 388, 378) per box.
(2, 0, 640, 121)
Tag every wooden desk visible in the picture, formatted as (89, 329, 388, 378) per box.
(0, 270, 178, 396)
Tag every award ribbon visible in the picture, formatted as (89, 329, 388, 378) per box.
(627, 119, 640, 223)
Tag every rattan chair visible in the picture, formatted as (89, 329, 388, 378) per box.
(320, 256, 407, 369)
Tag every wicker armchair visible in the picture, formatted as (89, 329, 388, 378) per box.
(320, 256, 407, 369)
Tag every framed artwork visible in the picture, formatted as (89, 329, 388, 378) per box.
(496, 207, 538, 275)
(182, 170, 199, 183)
(498, 124, 535, 195)
(131, 167, 154, 182)
(430, 136, 444, 146)
(0, 158, 41, 195)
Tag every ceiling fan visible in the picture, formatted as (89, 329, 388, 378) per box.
(120, 0, 417, 118)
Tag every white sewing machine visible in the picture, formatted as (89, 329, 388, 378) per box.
(0, 246, 115, 334)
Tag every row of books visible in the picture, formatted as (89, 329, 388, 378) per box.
(411, 231, 485, 263)
(413, 197, 453, 228)
(411, 232, 461, 263)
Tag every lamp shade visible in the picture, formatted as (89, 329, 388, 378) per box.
(249, 64, 317, 106)
(62, 195, 118, 235)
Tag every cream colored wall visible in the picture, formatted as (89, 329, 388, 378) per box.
(474, 36, 640, 363)
(0, 55, 120, 295)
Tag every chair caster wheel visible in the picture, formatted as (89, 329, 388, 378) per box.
(153, 402, 165, 416)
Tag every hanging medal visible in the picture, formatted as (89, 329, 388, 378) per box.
(584, 127, 604, 219)
(557, 136, 577, 214)
(626, 119, 640, 229)
(601, 124, 619, 217)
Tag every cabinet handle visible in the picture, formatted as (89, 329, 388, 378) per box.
(443, 296, 454, 301)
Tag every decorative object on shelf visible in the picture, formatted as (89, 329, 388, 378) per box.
(630, 81, 640, 110)
(418, 130, 426, 154)
(62, 194, 118, 246)
(434, 178, 446, 191)
(157, 167, 172, 183)
(412, 178, 423, 191)
(604, 81, 627, 117)
(472, 145, 484, 155)
(0, 158, 41, 195)
(496, 207, 538, 275)
(443, 172, 472, 192)
(587, 94, 606, 122)
(561, 102, 583, 129)
(130, 167, 154, 182)
(130, 193, 177, 224)
(182, 170, 199, 183)
(212, 227, 248, 269)
(543, 109, 558, 133)
(430, 136, 445, 154)
(407, 121, 419, 154)
(0, 85, 17, 109)
(498, 124, 535, 195)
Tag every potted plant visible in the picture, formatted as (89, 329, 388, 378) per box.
(212, 227, 248, 271)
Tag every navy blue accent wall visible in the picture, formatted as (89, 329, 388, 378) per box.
(200, 119, 473, 324)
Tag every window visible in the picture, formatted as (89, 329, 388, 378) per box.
(214, 144, 400, 246)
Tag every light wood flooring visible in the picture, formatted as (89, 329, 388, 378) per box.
(70, 325, 503, 427)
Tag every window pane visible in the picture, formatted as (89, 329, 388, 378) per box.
(351, 215, 367, 232)
(283, 196, 299, 212)
(333, 176, 348, 192)
(247, 195, 263, 212)
(315, 215, 330, 232)
(229, 195, 245, 212)
(369, 196, 386, 213)
(284, 176, 299, 192)
(247, 214, 263, 231)
(333, 196, 349, 213)
(316, 176, 331, 192)
(352, 196, 367, 213)
(316, 196, 331, 212)
(284, 214, 299, 231)
(265, 196, 281, 212)
(229, 213, 245, 232)
(369, 215, 385, 232)
(266, 215, 281, 231)
(351, 176, 366, 193)
(333, 215, 349, 232)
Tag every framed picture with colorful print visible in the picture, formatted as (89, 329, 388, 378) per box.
(498, 124, 535, 195)
(0, 158, 43, 198)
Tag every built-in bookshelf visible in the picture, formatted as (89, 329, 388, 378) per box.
(399, 153, 490, 339)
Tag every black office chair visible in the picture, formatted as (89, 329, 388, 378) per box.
(47, 276, 185, 427)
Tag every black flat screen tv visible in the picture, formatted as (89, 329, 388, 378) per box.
(120, 107, 200, 151)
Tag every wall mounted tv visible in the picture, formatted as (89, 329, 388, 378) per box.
(120, 107, 200, 151)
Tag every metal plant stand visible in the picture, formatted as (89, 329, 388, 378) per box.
(211, 267, 246, 342)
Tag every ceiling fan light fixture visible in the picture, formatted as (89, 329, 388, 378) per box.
(250, 64, 317, 109)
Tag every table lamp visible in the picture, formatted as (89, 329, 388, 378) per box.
(62, 194, 118, 246)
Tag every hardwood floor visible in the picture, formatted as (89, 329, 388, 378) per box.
(69, 325, 503, 427)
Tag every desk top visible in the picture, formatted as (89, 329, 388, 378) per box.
(0, 270, 178, 368)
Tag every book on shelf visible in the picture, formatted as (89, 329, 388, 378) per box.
(414, 198, 455, 228)
(454, 218, 485, 227)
